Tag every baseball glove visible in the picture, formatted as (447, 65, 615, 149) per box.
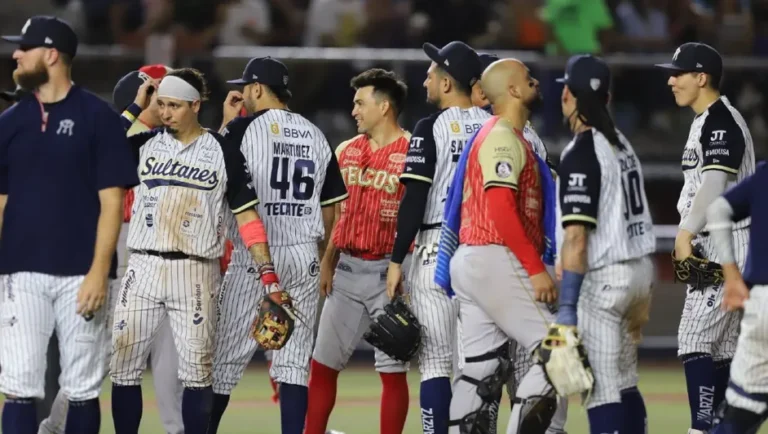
(536, 324, 594, 398)
(672, 246, 724, 290)
(627, 293, 652, 345)
(363, 297, 422, 363)
(251, 290, 297, 351)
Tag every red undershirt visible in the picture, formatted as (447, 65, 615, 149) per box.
(486, 187, 545, 276)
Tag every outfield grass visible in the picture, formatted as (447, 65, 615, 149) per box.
(21, 364, 768, 433)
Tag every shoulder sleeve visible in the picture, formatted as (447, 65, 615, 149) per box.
(0, 106, 18, 195)
(723, 164, 763, 222)
(477, 125, 526, 190)
(558, 133, 601, 228)
(93, 103, 140, 191)
(216, 128, 260, 214)
(320, 147, 348, 206)
(400, 116, 438, 184)
(335, 135, 359, 159)
(700, 104, 746, 174)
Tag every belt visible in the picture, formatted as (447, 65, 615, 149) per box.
(135, 250, 199, 261)
(420, 222, 441, 231)
(340, 249, 387, 261)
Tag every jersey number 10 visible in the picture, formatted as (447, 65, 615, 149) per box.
(270, 157, 316, 200)
(621, 169, 645, 219)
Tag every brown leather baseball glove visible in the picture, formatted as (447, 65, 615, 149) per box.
(251, 290, 297, 350)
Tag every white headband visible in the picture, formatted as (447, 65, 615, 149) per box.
(157, 75, 201, 102)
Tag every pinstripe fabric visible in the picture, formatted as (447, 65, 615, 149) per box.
(725, 285, 768, 414)
(677, 228, 748, 358)
(127, 130, 242, 258)
(0, 273, 108, 400)
(577, 256, 654, 409)
(110, 254, 219, 388)
(213, 243, 320, 393)
(313, 254, 409, 373)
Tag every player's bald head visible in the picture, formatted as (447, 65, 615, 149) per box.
(480, 59, 527, 104)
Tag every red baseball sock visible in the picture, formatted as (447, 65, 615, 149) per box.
(379, 372, 409, 434)
(266, 361, 280, 403)
(304, 359, 339, 434)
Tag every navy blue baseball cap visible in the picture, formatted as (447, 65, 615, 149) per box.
(654, 42, 723, 78)
(479, 53, 500, 71)
(556, 54, 611, 100)
(227, 56, 290, 88)
(2, 16, 78, 58)
(423, 41, 483, 89)
(113, 70, 152, 111)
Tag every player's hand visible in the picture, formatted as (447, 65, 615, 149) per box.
(722, 263, 749, 311)
(673, 230, 694, 260)
(530, 271, 557, 304)
(77, 272, 108, 318)
(134, 78, 159, 111)
(386, 262, 404, 300)
(319, 257, 335, 297)
(222, 91, 245, 126)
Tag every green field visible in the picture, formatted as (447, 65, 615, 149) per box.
(30, 363, 768, 433)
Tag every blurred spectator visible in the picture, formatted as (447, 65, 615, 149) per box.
(262, 0, 310, 46)
(540, 0, 617, 55)
(171, 0, 228, 53)
(613, 0, 671, 52)
(410, 0, 494, 48)
(753, 0, 768, 54)
(359, 0, 410, 48)
(304, 0, 365, 47)
(219, 0, 272, 46)
(108, 0, 173, 49)
(666, 0, 700, 46)
(495, 0, 548, 51)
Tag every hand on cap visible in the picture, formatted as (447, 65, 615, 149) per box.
(134, 78, 159, 111)
(222, 91, 245, 126)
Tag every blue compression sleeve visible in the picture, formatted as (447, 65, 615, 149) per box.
(557, 270, 585, 326)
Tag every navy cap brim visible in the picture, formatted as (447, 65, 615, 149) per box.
(226, 78, 251, 85)
(555, 76, 568, 84)
(654, 62, 686, 71)
(422, 43, 443, 65)
(1, 35, 23, 43)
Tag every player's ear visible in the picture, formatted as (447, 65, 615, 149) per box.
(379, 98, 391, 117)
(191, 99, 201, 114)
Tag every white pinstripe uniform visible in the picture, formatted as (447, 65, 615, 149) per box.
(677, 96, 754, 361)
(555, 128, 656, 409)
(110, 127, 260, 389)
(213, 110, 347, 393)
(400, 106, 490, 382)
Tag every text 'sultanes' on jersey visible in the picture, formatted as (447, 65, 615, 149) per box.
(678, 96, 755, 230)
(332, 134, 410, 258)
(556, 128, 655, 270)
(400, 106, 491, 238)
(127, 128, 259, 259)
(221, 109, 348, 266)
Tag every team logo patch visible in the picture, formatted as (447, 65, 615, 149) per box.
(345, 147, 362, 157)
(495, 161, 512, 178)
(121, 270, 136, 307)
(270, 122, 280, 135)
(309, 260, 320, 277)
(389, 153, 406, 164)
(193, 313, 205, 325)
(450, 121, 460, 133)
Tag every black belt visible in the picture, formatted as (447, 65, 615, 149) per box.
(138, 250, 193, 260)
(420, 222, 441, 231)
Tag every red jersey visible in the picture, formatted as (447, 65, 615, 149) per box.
(332, 134, 410, 259)
(459, 117, 544, 253)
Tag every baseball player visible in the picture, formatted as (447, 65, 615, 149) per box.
(304, 68, 412, 434)
(706, 164, 768, 434)
(441, 57, 558, 434)
(206, 57, 348, 434)
(111, 68, 290, 434)
(0, 16, 139, 434)
(385, 41, 490, 434)
(655, 42, 755, 434)
(545, 54, 655, 434)
(469, 53, 570, 434)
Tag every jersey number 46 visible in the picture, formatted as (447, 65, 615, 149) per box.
(270, 157, 316, 200)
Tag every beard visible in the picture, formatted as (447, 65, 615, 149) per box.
(525, 90, 543, 113)
(13, 60, 49, 91)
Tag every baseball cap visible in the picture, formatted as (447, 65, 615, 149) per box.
(423, 41, 483, 89)
(2, 16, 78, 58)
(479, 53, 500, 71)
(227, 57, 290, 88)
(112, 66, 171, 110)
(654, 42, 723, 78)
(556, 54, 611, 100)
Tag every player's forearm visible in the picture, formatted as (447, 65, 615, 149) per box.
(319, 205, 336, 256)
(680, 170, 729, 235)
(120, 103, 142, 131)
(706, 196, 737, 266)
(391, 182, 429, 264)
(90, 187, 125, 278)
(234, 209, 275, 267)
(557, 224, 589, 326)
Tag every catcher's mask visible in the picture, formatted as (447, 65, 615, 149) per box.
(363, 297, 422, 363)
(253, 294, 296, 350)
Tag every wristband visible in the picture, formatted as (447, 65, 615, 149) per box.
(557, 270, 585, 326)
(259, 263, 279, 286)
(239, 219, 268, 248)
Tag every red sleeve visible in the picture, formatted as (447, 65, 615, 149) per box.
(220, 239, 234, 275)
(123, 189, 135, 223)
(486, 187, 545, 276)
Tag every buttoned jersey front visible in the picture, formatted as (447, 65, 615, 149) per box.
(126, 128, 259, 259)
